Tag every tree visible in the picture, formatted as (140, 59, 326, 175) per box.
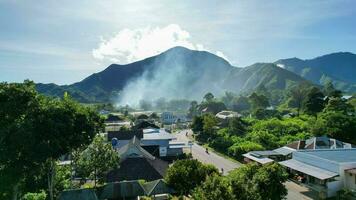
(227, 141, 264, 160)
(232, 96, 251, 112)
(303, 87, 325, 117)
(311, 111, 356, 144)
(74, 135, 120, 187)
(287, 83, 308, 116)
(323, 81, 342, 98)
(203, 114, 218, 137)
(192, 175, 235, 200)
(228, 117, 247, 136)
(199, 101, 227, 114)
(203, 92, 215, 102)
(0, 81, 102, 200)
(323, 97, 354, 114)
(188, 101, 199, 118)
(221, 91, 236, 109)
(228, 163, 288, 200)
(191, 115, 204, 133)
(164, 159, 218, 195)
(249, 92, 269, 110)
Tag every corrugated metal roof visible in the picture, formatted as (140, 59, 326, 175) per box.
(142, 133, 176, 140)
(243, 153, 274, 164)
(279, 159, 338, 180)
(274, 146, 296, 156)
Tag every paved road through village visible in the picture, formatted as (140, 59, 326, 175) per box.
(175, 129, 240, 175)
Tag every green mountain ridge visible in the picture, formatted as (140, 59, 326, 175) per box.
(275, 52, 356, 93)
(37, 47, 351, 103)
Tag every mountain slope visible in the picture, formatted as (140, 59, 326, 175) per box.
(223, 63, 309, 94)
(275, 52, 356, 93)
(37, 47, 310, 103)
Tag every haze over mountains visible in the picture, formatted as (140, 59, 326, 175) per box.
(36, 47, 356, 104)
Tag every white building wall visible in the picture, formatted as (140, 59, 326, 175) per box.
(340, 163, 356, 190)
(345, 173, 356, 190)
(327, 180, 343, 197)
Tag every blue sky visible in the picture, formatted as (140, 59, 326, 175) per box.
(1, 0, 356, 84)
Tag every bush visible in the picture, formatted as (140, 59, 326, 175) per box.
(228, 141, 264, 160)
(23, 190, 47, 200)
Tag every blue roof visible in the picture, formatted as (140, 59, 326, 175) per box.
(298, 149, 356, 163)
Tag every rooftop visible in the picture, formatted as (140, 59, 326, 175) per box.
(297, 148, 356, 163)
(143, 133, 176, 141)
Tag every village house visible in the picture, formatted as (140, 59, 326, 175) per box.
(243, 136, 355, 165)
(280, 149, 356, 199)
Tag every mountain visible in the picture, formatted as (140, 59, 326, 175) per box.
(37, 47, 309, 103)
(275, 52, 356, 93)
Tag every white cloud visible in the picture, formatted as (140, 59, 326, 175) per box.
(92, 24, 228, 64)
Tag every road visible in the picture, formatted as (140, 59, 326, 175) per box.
(175, 129, 240, 175)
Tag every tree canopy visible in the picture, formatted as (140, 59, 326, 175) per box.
(0, 81, 103, 199)
(164, 159, 218, 195)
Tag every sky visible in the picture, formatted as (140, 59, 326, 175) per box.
(1, 0, 356, 85)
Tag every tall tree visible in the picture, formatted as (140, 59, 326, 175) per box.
(188, 100, 199, 118)
(228, 163, 288, 200)
(0, 81, 103, 200)
(232, 96, 251, 112)
(287, 83, 308, 116)
(164, 159, 218, 195)
(203, 92, 215, 102)
(192, 175, 235, 200)
(303, 87, 325, 117)
(74, 135, 120, 187)
(249, 92, 269, 110)
(323, 81, 342, 98)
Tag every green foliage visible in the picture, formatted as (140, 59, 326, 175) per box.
(324, 97, 354, 114)
(336, 188, 356, 200)
(0, 81, 103, 198)
(228, 141, 264, 160)
(302, 86, 325, 116)
(286, 82, 309, 115)
(246, 131, 279, 149)
(202, 114, 218, 136)
(228, 163, 288, 200)
(231, 95, 251, 112)
(249, 92, 270, 110)
(252, 108, 280, 119)
(191, 115, 204, 133)
(203, 92, 215, 102)
(227, 117, 247, 136)
(199, 100, 227, 114)
(164, 159, 218, 195)
(53, 165, 72, 198)
(192, 175, 235, 200)
(188, 101, 199, 118)
(23, 190, 47, 200)
(251, 117, 309, 137)
(311, 111, 356, 144)
(324, 81, 342, 98)
(74, 135, 120, 187)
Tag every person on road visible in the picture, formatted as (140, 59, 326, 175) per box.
(205, 148, 209, 154)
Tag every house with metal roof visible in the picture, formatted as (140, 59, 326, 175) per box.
(243, 136, 355, 165)
(279, 149, 356, 199)
(107, 136, 169, 182)
(141, 128, 185, 158)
